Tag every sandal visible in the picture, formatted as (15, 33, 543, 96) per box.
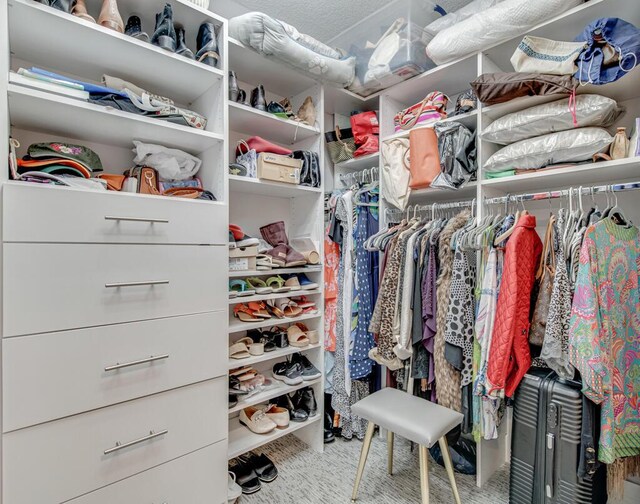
(284, 275, 301, 291)
(291, 295, 315, 309)
(276, 298, 303, 318)
(256, 254, 279, 271)
(229, 279, 256, 298)
(266, 275, 291, 293)
(229, 341, 251, 359)
(246, 277, 272, 294)
(295, 322, 319, 345)
(265, 300, 285, 319)
(263, 327, 289, 348)
(233, 303, 260, 322)
(248, 301, 271, 319)
(247, 329, 276, 352)
(287, 324, 310, 348)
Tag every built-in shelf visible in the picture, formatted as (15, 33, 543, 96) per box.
(228, 266, 323, 278)
(9, 0, 225, 104)
(335, 153, 379, 171)
(8, 85, 223, 153)
(229, 312, 321, 333)
(408, 181, 478, 203)
(228, 377, 322, 415)
(229, 288, 321, 305)
(229, 102, 319, 144)
(227, 342, 322, 370)
(382, 110, 478, 143)
(228, 410, 322, 460)
(229, 175, 322, 198)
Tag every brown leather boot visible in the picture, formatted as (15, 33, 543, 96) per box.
(72, 0, 95, 23)
(98, 0, 124, 33)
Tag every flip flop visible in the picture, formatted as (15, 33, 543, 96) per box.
(287, 324, 310, 348)
(246, 277, 273, 294)
(248, 301, 271, 319)
(276, 298, 303, 318)
(265, 300, 285, 319)
(266, 275, 291, 293)
(229, 279, 256, 297)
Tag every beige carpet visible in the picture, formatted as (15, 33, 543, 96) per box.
(240, 434, 510, 504)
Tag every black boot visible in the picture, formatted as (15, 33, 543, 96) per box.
(294, 387, 318, 417)
(124, 15, 149, 43)
(237, 89, 249, 106)
(324, 412, 335, 444)
(275, 394, 308, 423)
(151, 3, 176, 52)
(196, 22, 220, 67)
(38, 0, 72, 13)
(250, 85, 267, 112)
(229, 71, 240, 102)
(175, 24, 195, 59)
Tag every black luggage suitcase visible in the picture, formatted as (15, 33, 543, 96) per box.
(509, 368, 607, 504)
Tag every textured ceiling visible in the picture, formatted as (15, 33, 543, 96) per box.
(231, 0, 472, 42)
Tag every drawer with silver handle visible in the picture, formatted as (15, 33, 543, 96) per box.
(3, 243, 227, 337)
(3, 311, 227, 432)
(3, 378, 227, 504)
(3, 182, 226, 245)
(65, 442, 227, 504)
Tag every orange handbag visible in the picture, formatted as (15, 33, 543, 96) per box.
(409, 128, 441, 189)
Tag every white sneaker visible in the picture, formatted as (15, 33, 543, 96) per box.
(228, 471, 242, 503)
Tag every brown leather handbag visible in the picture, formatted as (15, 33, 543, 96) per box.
(409, 128, 441, 189)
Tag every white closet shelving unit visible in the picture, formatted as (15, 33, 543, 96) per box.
(325, 0, 640, 493)
(1, 0, 229, 502)
(226, 37, 326, 460)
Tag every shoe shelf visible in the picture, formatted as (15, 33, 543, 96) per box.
(228, 266, 323, 279)
(335, 153, 379, 172)
(8, 0, 224, 104)
(229, 377, 322, 415)
(228, 288, 322, 305)
(228, 411, 322, 460)
(228, 175, 323, 198)
(229, 312, 322, 334)
(229, 102, 319, 144)
(227, 342, 322, 371)
(8, 85, 224, 153)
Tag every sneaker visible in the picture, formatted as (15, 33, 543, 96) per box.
(291, 353, 321, 381)
(272, 361, 303, 386)
(229, 231, 236, 249)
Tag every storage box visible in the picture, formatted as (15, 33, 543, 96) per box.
(229, 246, 258, 272)
(257, 153, 302, 184)
(331, 0, 440, 97)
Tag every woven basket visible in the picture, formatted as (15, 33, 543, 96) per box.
(186, 0, 210, 8)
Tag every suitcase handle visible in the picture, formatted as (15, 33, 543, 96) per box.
(546, 433, 555, 499)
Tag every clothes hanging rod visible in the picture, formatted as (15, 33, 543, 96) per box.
(483, 181, 640, 205)
(386, 199, 475, 216)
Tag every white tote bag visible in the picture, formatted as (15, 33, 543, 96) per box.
(381, 138, 411, 210)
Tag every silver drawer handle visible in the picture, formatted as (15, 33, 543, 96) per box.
(105, 216, 169, 224)
(105, 280, 169, 288)
(104, 354, 169, 372)
(104, 429, 168, 455)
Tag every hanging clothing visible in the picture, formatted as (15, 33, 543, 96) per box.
(486, 214, 543, 399)
(324, 225, 340, 352)
(568, 219, 640, 481)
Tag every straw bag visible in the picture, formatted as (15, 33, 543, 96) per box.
(325, 127, 356, 164)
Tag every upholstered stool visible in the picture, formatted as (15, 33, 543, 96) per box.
(350, 388, 464, 504)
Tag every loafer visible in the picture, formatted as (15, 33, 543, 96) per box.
(276, 393, 309, 423)
(262, 404, 290, 429)
(272, 361, 303, 386)
(124, 15, 149, 42)
(240, 452, 279, 483)
(229, 459, 262, 495)
(291, 352, 321, 381)
(239, 407, 277, 434)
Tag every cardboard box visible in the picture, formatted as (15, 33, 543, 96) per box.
(257, 153, 302, 184)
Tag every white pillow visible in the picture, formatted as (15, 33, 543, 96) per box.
(426, 0, 582, 65)
(484, 128, 613, 173)
(482, 95, 622, 145)
(423, 0, 505, 41)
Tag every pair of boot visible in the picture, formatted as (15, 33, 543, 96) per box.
(229, 73, 267, 112)
(275, 387, 318, 422)
(38, 0, 122, 31)
(259, 221, 307, 268)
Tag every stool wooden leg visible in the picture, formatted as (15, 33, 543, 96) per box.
(419, 445, 430, 504)
(387, 431, 394, 475)
(351, 421, 376, 502)
(438, 437, 461, 504)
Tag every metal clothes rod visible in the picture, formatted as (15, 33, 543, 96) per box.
(339, 167, 379, 185)
(385, 199, 475, 218)
(484, 181, 640, 205)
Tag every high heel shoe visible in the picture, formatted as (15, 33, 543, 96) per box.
(97, 0, 124, 33)
(72, 0, 95, 22)
(151, 3, 177, 52)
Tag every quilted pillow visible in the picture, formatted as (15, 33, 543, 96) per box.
(484, 128, 613, 173)
(482, 95, 622, 145)
(426, 0, 583, 65)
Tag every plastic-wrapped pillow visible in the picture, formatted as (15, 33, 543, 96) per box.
(484, 128, 613, 173)
(426, 0, 583, 65)
(482, 95, 623, 145)
(423, 0, 505, 42)
(229, 12, 355, 87)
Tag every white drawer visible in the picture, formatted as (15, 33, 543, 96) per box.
(3, 379, 227, 504)
(3, 243, 227, 337)
(66, 442, 227, 504)
(3, 311, 228, 432)
(3, 182, 227, 245)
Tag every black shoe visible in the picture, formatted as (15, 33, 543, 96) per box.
(272, 361, 303, 386)
(196, 22, 220, 67)
(239, 452, 278, 483)
(229, 71, 240, 102)
(151, 3, 176, 52)
(324, 413, 335, 444)
(175, 24, 195, 59)
(291, 353, 321, 381)
(248, 328, 276, 352)
(229, 394, 238, 409)
(237, 89, 249, 106)
(124, 15, 149, 42)
(251, 85, 267, 111)
(38, 0, 72, 13)
(229, 459, 262, 495)
(294, 387, 318, 417)
(276, 394, 309, 423)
